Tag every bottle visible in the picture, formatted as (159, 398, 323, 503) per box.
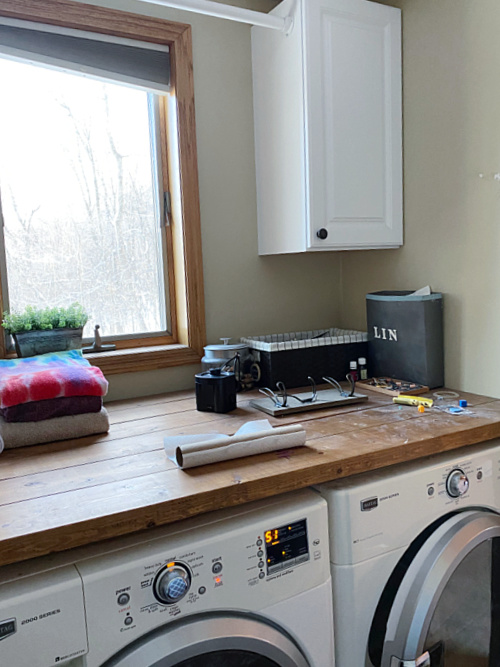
(358, 357, 368, 381)
(349, 360, 358, 381)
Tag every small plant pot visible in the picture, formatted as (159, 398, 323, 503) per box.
(12, 328, 84, 358)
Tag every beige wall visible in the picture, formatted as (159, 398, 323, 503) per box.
(75, 0, 499, 400)
(76, 0, 343, 400)
(340, 0, 500, 398)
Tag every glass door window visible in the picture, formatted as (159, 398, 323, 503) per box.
(369, 511, 500, 667)
(423, 538, 496, 667)
(176, 650, 283, 667)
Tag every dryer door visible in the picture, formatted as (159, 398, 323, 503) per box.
(369, 510, 500, 667)
(101, 613, 310, 667)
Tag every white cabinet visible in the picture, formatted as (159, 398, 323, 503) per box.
(251, 0, 402, 254)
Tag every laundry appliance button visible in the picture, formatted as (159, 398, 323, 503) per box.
(154, 562, 192, 605)
(212, 562, 223, 574)
(446, 469, 469, 498)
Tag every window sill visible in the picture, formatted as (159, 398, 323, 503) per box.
(84, 344, 201, 375)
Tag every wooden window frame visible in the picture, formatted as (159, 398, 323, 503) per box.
(0, 0, 206, 374)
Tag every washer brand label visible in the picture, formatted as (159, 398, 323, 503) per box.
(21, 609, 60, 625)
(39, 609, 61, 620)
(360, 497, 378, 512)
(0, 618, 16, 641)
(380, 492, 400, 502)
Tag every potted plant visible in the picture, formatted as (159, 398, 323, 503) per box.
(2, 303, 89, 357)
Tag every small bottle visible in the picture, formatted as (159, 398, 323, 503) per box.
(358, 357, 368, 381)
(349, 360, 358, 381)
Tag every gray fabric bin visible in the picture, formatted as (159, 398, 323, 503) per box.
(366, 291, 444, 388)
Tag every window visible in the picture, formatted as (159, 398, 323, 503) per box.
(0, 0, 205, 374)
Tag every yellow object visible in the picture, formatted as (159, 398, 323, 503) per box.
(418, 404, 425, 413)
(393, 395, 434, 408)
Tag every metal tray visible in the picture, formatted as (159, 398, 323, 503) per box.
(250, 389, 368, 417)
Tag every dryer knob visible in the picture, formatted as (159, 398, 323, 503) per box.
(446, 469, 469, 498)
(154, 563, 191, 605)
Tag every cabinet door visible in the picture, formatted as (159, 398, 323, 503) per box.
(304, 0, 402, 250)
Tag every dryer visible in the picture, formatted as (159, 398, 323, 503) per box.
(0, 488, 335, 667)
(317, 438, 500, 667)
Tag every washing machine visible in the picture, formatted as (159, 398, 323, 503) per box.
(317, 438, 500, 667)
(0, 488, 335, 667)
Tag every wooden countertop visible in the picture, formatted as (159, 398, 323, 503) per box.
(2, 386, 500, 568)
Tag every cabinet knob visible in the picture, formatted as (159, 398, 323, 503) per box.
(316, 228, 328, 240)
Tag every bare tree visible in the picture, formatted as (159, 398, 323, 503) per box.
(1, 77, 166, 338)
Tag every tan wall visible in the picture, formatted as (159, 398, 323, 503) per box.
(76, 0, 343, 400)
(340, 0, 500, 398)
(67, 0, 499, 400)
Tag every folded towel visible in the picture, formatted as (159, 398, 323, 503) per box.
(0, 395, 103, 423)
(164, 420, 306, 469)
(0, 407, 110, 449)
(0, 349, 108, 408)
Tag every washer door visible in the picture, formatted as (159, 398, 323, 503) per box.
(369, 510, 500, 667)
(101, 613, 310, 667)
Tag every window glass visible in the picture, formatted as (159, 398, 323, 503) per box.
(0, 57, 167, 339)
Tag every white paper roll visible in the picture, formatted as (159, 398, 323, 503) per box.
(169, 423, 306, 469)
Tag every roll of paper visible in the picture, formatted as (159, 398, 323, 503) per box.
(165, 421, 306, 469)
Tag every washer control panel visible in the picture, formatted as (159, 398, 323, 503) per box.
(319, 438, 500, 566)
(74, 489, 330, 667)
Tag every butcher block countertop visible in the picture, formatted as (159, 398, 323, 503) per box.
(2, 386, 500, 568)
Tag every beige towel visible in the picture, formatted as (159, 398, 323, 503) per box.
(165, 421, 306, 469)
(0, 408, 109, 449)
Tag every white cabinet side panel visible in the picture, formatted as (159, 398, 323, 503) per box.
(305, 0, 402, 249)
(252, 1, 307, 255)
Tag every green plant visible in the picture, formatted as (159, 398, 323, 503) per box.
(2, 303, 89, 334)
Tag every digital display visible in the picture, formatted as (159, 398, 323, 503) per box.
(264, 519, 309, 575)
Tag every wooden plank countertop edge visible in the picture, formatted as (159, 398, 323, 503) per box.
(1, 391, 500, 567)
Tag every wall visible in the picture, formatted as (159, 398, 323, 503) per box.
(74, 0, 343, 400)
(75, 0, 500, 400)
(340, 0, 500, 398)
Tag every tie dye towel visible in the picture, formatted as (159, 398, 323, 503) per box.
(0, 349, 108, 409)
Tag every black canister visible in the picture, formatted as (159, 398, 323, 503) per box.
(195, 368, 237, 413)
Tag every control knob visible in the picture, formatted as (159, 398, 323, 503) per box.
(446, 468, 469, 498)
(154, 562, 191, 605)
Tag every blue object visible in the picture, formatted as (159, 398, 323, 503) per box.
(459, 399, 468, 408)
